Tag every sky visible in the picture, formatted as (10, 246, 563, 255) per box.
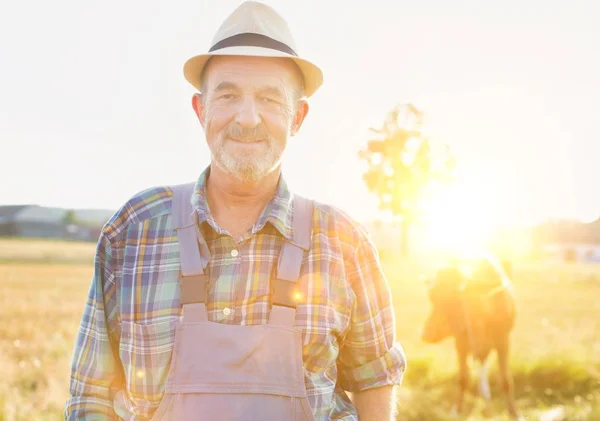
(1, 0, 598, 226)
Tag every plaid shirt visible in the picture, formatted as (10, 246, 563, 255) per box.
(65, 167, 406, 420)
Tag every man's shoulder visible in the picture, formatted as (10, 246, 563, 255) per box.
(101, 184, 177, 241)
(311, 200, 373, 247)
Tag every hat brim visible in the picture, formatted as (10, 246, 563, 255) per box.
(183, 46, 323, 98)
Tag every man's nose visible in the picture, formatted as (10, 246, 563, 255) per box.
(235, 96, 261, 128)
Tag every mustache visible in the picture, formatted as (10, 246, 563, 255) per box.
(224, 124, 270, 141)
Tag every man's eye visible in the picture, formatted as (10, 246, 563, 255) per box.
(261, 97, 278, 104)
(219, 94, 236, 99)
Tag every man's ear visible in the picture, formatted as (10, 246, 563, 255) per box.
(290, 100, 309, 136)
(191, 93, 206, 128)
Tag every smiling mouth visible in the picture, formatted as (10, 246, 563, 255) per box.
(228, 138, 265, 143)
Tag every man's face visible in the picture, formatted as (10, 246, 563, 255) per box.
(192, 55, 308, 183)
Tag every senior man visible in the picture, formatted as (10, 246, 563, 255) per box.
(65, 2, 406, 420)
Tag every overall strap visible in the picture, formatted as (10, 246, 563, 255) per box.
(172, 182, 208, 322)
(269, 195, 314, 326)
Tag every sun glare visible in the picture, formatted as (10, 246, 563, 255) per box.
(420, 180, 498, 254)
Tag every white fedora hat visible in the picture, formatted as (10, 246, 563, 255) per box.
(183, 1, 323, 98)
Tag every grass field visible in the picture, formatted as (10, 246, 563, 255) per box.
(0, 238, 598, 420)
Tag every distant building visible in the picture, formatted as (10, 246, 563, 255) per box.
(0, 205, 113, 242)
(0, 205, 31, 236)
(12, 205, 69, 238)
(533, 218, 600, 263)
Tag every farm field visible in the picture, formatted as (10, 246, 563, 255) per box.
(0, 238, 598, 420)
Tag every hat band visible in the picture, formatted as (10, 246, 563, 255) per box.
(209, 33, 297, 56)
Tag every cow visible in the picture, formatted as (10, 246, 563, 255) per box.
(421, 252, 520, 419)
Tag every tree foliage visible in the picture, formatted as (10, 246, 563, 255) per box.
(359, 103, 456, 254)
(63, 209, 78, 226)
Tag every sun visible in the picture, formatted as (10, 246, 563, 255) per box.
(419, 180, 498, 254)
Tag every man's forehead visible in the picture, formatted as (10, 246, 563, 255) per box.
(203, 56, 300, 91)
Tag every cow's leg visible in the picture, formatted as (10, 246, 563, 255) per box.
(497, 338, 519, 419)
(478, 357, 493, 417)
(478, 357, 491, 400)
(455, 340, 469, 416)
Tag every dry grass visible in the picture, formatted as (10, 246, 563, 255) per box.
(0, 238, 95, 265)
(0, 238, 598, 420)
(0, 263, 93, 420)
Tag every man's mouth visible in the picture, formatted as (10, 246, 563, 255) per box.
(228, 137, 265, 143)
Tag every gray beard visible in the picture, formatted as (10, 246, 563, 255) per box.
(211, 134, 285, 183)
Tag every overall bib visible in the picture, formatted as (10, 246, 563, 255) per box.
(150, 182, 317, 420)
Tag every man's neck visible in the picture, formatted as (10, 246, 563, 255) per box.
(205, 164, 281, 238)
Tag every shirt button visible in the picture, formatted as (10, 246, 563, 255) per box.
(230, 249, 239, 257)
(223, 307, 232, 316)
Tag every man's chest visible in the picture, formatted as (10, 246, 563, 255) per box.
(117, 229, 353, 332)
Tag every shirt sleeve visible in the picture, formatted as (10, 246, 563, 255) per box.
(64, 233, 123, 420)
(337, 235, 407, 392)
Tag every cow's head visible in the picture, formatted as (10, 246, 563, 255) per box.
(421, 254, 511, 344)
(421, 266, 467, 344)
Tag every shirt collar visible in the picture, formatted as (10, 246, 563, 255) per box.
(191, 165, 294, 242)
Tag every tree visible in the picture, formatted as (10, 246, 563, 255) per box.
(359, 103, 455, 256)
(63, 209, 77, 226)
(63, 210, 80, 236)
